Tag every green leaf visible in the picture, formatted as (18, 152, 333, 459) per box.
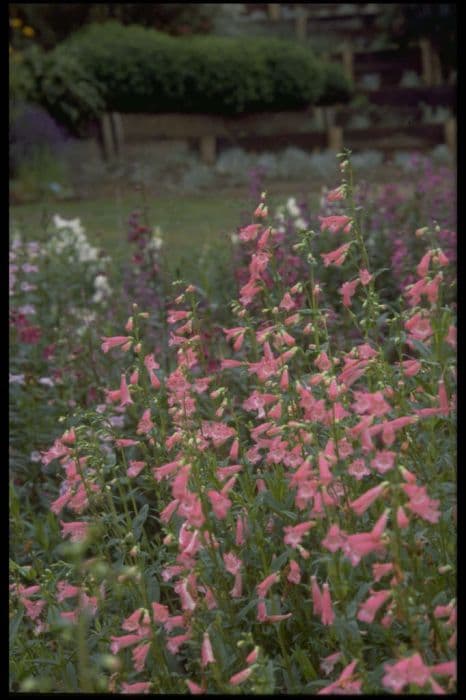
(65, 662, 78, 691)
(132, 504, 149, 541)
(9, 608, 24, 646)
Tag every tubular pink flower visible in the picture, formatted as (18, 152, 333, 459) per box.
(201, 632, 215, 667)
(60, 520, 89, 542)
(127, 460, 145, 478)
(119, 374, 133, 407)
(121, 682, 151, 694)
(396, 505, 410, 528)
(110, 633, 142, 654)
(320, 583, 335, 625)
(257, 572, 279, 599)
(383, 653, 431, 693)
(283, 521, 316, 548)
(311, 576, 322, 616)
(239, 223, 261, 241)
(357, 589, 392, 623)
(318, 660, 360, 694)
(339, 279, 360, 307)
(137, 408, 154, 435)
(321, 242, 351, 267)
(223, 552, 242, 575)
(350, 483, 387, 516)
(132, 642, 151, 672)
(208, 490, 232, 519)
(287, 560, 301, 584)
(327, 186, 345, 202)
(101, 336, 132, 353)
(229, 667, 253, 686)
(186, 680, 206, 695)
(320, 651, 343, 675)
(319, 215, 352, 234)
(322, 524, 347, 553)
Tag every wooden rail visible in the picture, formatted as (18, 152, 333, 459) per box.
(99, 111, 456, 164)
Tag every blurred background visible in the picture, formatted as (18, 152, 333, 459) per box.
(10, 3, 456, 262)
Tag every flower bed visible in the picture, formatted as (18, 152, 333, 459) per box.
(10, 152, 456, 693)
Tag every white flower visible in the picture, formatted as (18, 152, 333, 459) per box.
(18, 304, 36, 315)
(286, 197, 301, 218)
(39, 377, 55, 387)
(53, 214, 84, 236)
(92, 275, 112, 304)
(230, 232, 240, 245)
(294, 218, 308, 231)
(149, 236, 163, 251)
(9, 373, 25, 384)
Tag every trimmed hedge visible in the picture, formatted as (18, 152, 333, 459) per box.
(42, 22, 352, 126)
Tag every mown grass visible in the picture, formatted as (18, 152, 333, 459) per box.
(9, 190, 294, 276)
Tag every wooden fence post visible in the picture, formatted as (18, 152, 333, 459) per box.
(268, 4, 281, 20)
(431, 50, 443, 86)
(100, 113, 115, 161)
(295, 7, 308, 41)
(444, 117, 456, 154)
(341, 45, 354, 83)
(111, 113, 124, 157)
(419, 38, 433, 86)
(200, 135, 216, 165)
(327, 126, 343, 152)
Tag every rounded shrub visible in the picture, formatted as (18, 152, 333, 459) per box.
(316, 62, 353, 106)
(44, 22, 350, 120)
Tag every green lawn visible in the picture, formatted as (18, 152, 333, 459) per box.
(11, 193, 242, 263)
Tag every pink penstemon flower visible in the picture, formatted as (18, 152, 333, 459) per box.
(359, 268, 372, 285)
(119, 374, 133, 408)
(239, 223, 262, 242)
(349, 482, 389, 515)
(318, 660, 361, 694)
(185, 679, 206, 695)
(320, 583, 335, 625)
(60, 520, 89, 542)
(201, 631, 215, 667)
(56, 581, 80, 603)
(339, 279, 359, 307)
(370, 450, 396, 474)
(256, 571, 279, 599)
(319, 215, 352, 234)
(101, 335, 133, 353)
(357, 589, 392, 623)
(320, 651, 343, 675)
(311, 576, 322, 616)
(326, 185, 345, 202)
(382, 653, 432, 693)
(321, 242, 351, 267)
(348, 458, 371, 480)
(402, 483, 440, 523)
(127, 460, 145, 478)
(229, 667, 254, 686)
(132, 641, 151, 672)
(121, 682, 151, 694)
(287, 560, 301, 584)
(136, 408, 153, 435)
(207, 490, 232, 519)
(283, 520, 316, 548)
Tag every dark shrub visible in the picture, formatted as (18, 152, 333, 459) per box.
(44, 22, 351, 121)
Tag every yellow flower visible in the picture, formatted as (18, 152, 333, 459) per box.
(22, 26, 35, 38)
(10, 17, 23, 28)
